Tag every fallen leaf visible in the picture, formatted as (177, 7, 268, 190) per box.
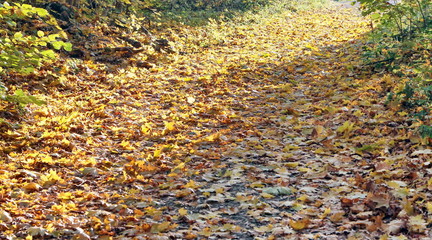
(408, 215, 427, 233)
(289, 218, 310, 230)
(0, 211, 12, 223)
(151, 221, 171, 233)
(263, 187, 292, 196)
(178, 208, 188, 216)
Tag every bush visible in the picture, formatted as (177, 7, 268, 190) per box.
(0, 2, 71, 107)
(356, 0, 432, 140)
(0, 2, 71, 74)
(356, 0, 431, 40)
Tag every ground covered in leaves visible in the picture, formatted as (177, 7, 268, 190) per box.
(1, 2, 432, 239)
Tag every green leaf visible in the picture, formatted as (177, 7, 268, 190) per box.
(40, 50, 56, 59)
(63, 42, 72, 51)
(11, 89, 46, 106)
(370, 13, 381, 20)
(48, 34, 59, 42)
(6, 20, 16, 27)
(22, 67, 35, 74)
(52, 41, 63, 50)
(36, 8, 49, 17)
(13, 32, 23, 39)
(21, 4, 33, 9)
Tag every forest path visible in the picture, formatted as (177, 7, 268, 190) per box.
(158, 2, 427, 239)
(3, 2, 428, 239)
(172, 4, 376, 239)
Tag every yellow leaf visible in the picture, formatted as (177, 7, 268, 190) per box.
(394, 188, 410, 198)
(289, 218, 310, 230)
(297, 195, 309, 202)
(154, 148, 162, 158)
(261, 192, 275, 198)
(425, 202, 432, 213)
(337, 121, 355, 134)
(164, 121, 176, 131)
(40, 170, 63, 187)
(379, 234, 389, 240)
(184, 180, 199, 189)
(41, 131, 56, 139)
(305, 44, 319, 51)
(408, 215, 427, 233)
(387, 180, 406, 189)
(51, 204, 67, 214)
(319, 208, 331, 219)
(199, 227, 212, 237)
(23, 182, 41, 193)
(285, 162, 299, 168)
(314, 148, 326, 154)
(151, 221, 171, 233)
(298, 167, 311, 173)
(178, 208, 188, 216)
(141, 123, 152, 134)
(120, 141, 135, 150)
(354, 110, 363, 117)
(402, 198, 414, 215)
(171, 162, 185, 173)
(330, 211, 345, 222)
(427, 177, 432, 189)
(283, 145, 300, 152)
(58, 192, 74, 201)
(204, 132, 220, 142)
(203, 192, 211, 197)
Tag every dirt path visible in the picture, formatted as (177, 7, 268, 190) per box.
(149, 3, 392, 239)
(151, 3, 429, 239)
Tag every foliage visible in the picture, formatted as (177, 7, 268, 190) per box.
(0, 2, 70, 108)
(356, 0, 431, 69)
(357, 0, 431, 139)
(356, 0, 431, 40)
(0, 87, 46, 108)
(0, 2, 71, 74)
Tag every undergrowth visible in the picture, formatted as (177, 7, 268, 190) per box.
(358, 0, 432, 141)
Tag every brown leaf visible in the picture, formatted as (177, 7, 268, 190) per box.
(329, 211, 345, 223)
(22, 182, 41, 193)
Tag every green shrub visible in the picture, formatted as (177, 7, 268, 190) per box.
(357, 0, 432, 140)
(0, 2, 72, 74)
(356, 0, 431, 40)
(0, 2, 71, 107)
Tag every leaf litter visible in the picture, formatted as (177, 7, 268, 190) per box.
(1, 2, 431, 239)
